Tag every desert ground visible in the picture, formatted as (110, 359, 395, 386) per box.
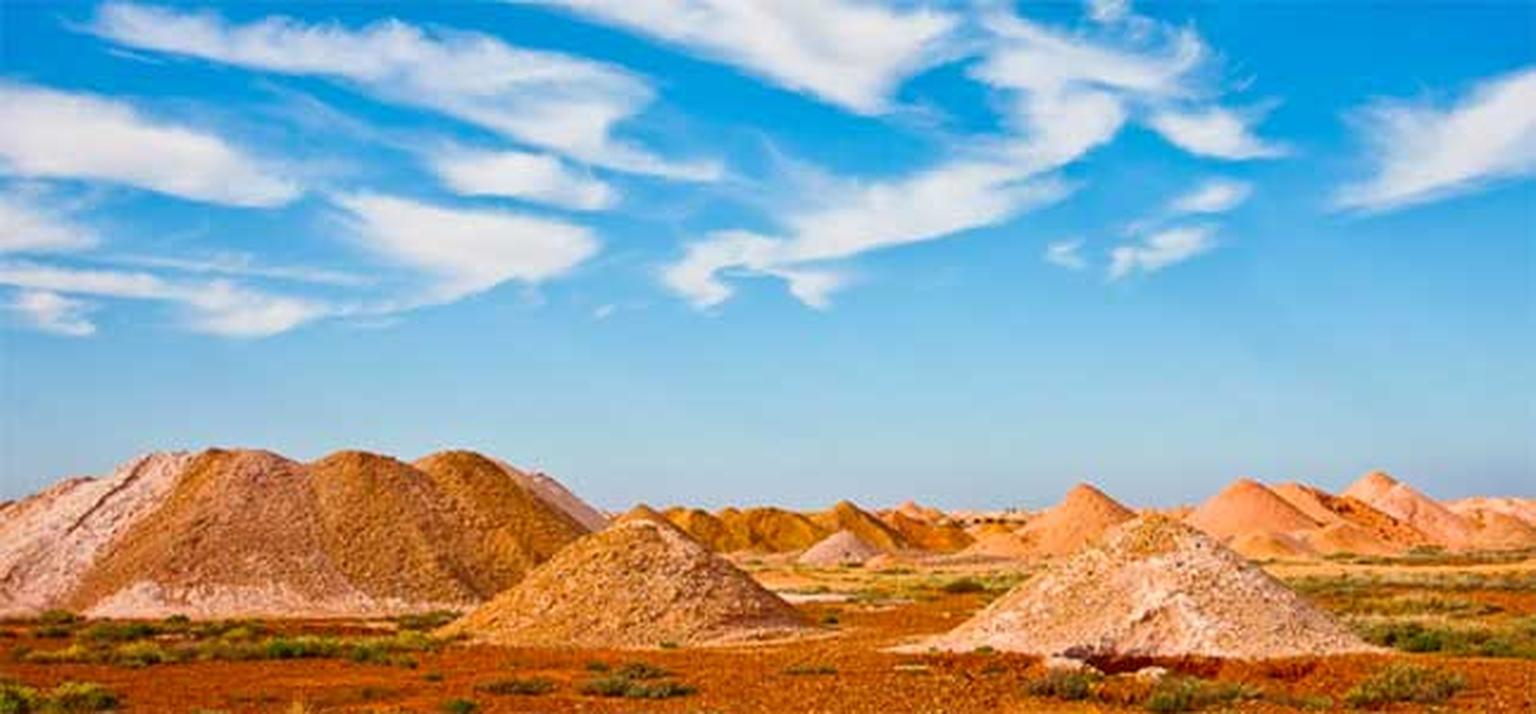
(2, 450, 1534, 712)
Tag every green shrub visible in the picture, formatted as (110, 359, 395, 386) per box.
(1357, 620, 1536, 659)
(476, 677, 555, 696)
(1344, 664, 1464, 708)
(940, 577, 986, 594)
(43, 682, 119, 713)
(580, 674, 696, 699)
(80, 622, 160, 643)
(36, 611, 80, 627)
(613, 661, 668, 680)
(1026, 670, 1099, 701)
(584, 660, 610, 672)
(439, 699, 477, 714)
(1144, 676, 1261, 713)
(0, 682, 40, 714)
(394, 611, 459, 631)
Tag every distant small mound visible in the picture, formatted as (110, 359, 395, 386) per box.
(912, 516, 1373, 659)
(1016, 484, 1134, 557)
(1447, 497, 1536, 528)
(441, 520, 810, 648)
(665, 506, 827, 553)
(811, 501, 908, 552)
(798, 530, 882, 566)
(892, 500, 947, 523)
(958, 531, 1034, 560)
(1461, 508, 1536, 550)
(1185, 478, 1320, 540)
(883, 510, 972, 552)
(1343, 471, 1474, 549)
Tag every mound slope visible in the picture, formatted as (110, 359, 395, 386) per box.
(915, 516, 1373, 659)
(441, 520, 810, 648)
(1343, 471, 1474, 549)
(1185, 478, 1320, 540)
(1016, 483, 1134, 557)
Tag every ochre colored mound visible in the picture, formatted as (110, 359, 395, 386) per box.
(811, 501, 908, 552)
(440, 520, 810, 648)
(913, 516, 1374, 659)
(1185, 478, 1320, 540)
(2, 448, 593, 618)
(882, 510, 973, 552)
(958, 531, 1034, 560)
(1015, 483, 1134, 556)
(665, 506, 828, 553)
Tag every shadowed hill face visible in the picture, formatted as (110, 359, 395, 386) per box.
(3, 447, 596, 618)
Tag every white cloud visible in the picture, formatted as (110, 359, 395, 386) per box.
(0, 260, 327, 337)
(1169, 178, 1252, 214)
(428, 149, 616, 211)
(974, 14, 1205, 99)
(1044, 238, 1087, 270)
(104, 252, 369, 287)
(8, 290, 96, 336)
(1336, 66, 1536, 211)
(92, 2, 718, 181)
(0, 82, 298, 206)
(1108, 224, 1216, 280)
(0, 191, 98, 253)
(333, 193, 598, 302)
(1086, 0, 1131, 24)
(519, 0, 957, 114)
(1148, 105, 1287, 160)
(663, 162, 1071, 308)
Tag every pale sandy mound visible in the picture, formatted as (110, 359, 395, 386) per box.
(1016, 484, 1135, 557)
(441, 520, 810, 648)
(913, 516, 1373, 659)
(797, 530, 882, 566)
(1447, 497, 1536, 528)
(1185, 478, 1320, 540)
(491, 458, 609, 531)
(1270, 483, 1349, 526)
(811, 501, 908, 552)
(1300, 522, 1400, 557)
(1461, 509, 1536, 550)
(883, 510, 973, 552)
(1343, 471, 1474, 549)
(1229, 531, 1316, 561)
(0, 453, 195, 618)
(959, 531, 1035, 560)
(9, 448, 591, 619)
(892, 500, 948, 523)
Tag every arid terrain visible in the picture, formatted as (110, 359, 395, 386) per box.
(2, 449, 1533, 712)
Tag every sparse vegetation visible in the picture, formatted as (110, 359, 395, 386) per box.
(1344, 664, 1464, 708)
(19, 628, 439, 668)
(940, 577, 986, 594)
(477, 677, 555, 696)
(1025, 670, 1100, 701)
(394, 610, 460, 631)
(1356, 617, 1536, 659)
(580, 662, 695, 699)
(1143, 676, 1261, 713)
(439, 698, 477, 714)
(0, 680, 119, 713)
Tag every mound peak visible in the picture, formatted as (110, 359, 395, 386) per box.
(1015, 482, 1134, 556)
(441, 520, 810, 648)
(813, 501, 907, 552)
(1185, 478, 1320, 540)
(913, 516, 1373, 659)
(1342, 471, 1473, 549)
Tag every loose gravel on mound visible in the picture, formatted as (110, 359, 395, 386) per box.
(911, 515, 1375, 659)
(798, 530, 883, 566)
(441, 520, 811, 648)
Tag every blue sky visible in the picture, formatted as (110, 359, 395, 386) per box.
(1, 0, 1532, 509)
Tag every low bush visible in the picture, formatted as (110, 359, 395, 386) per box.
(1025, 670, 1100, 701)
(476, 677, 555, 696)
(1357, 620, 1536, 659)
(1344, 664, 1463, 709)
(940, 577, 986, 594)
(394, 611, 459, 631)
(439, 699, 477, 714)
(1143, 676, 1261, 713)
(0, 681, 119, 714)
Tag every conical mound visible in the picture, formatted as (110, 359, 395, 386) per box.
(914, 516, 1374, 659)
(664, 506, 828, 553)
(1461, 508, 1536, 550)
(4, 447, 592, 618)
(1273, 482, 1429, 554)
(1343, 471, 1474, 549)
(1186, 478, 1320, 540)
(883, 510, 973, 552)
(812, 501, 908, 552)
(1016, 483, 1135, 556)
(441, 520, 810, 648)
(797, 530, 882, 566)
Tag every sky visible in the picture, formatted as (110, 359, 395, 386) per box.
(0, 0, 1532, 510)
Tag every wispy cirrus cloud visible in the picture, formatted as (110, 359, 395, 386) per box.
(0, 189, 99, 254)
(1147, 104, 1288, 160)
(426, 148, 616, 211)
(0, 82, 298, 207)
(90, 2, 718, 181)
(1169, 178, 1252, 215)
(1044, 238, 1088, 271)
(0, 260, 328, 337)
(7, 289, 96, 337)
(663, 162, 1071, 308)
(518, 0, 959, 114)
(1108, 224, 1217, 280)
(1335, 65, 1536, 212)
(332, 193, 599, 303)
